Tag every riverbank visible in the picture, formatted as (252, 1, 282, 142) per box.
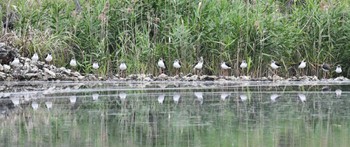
(0, 43, 348, 82)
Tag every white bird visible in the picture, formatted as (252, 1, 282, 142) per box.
(70, 58, 77, 67)
(119, 92, 127, 101)
(194, 57, 204, 70)
(298, 60, 306, 69)
(119, 62, 127, 71)
(220, 62, 231, 70)
(270, 60, 281, 69)
(335, 65, 342, 74)
(270, 94, 279, 102)
(157, 58, 166, 74)
(335, 89, 342, 97)
(31, 53, 39, 62)
(45, 53, 53, 63)
(220, 92, 230, 101)
(92, 93, 99, 101)
(194, 57, 204, 75)
(240, 60, 248, 69)
(173, 59, 181, 69)
(92, 62, 99, 69)
(10, 57, 20, 67)
(173, 93, 181, 103)
(32, 101, 39, 110)
(69, 96, 77, 104)
(220, 61, 231, 76)
(158, 94, 165, 104)
(173, 59, 181, 76)
(45, 101, 53, 109)
(298, 94, 306, 102)
(240, 94, 248, 101)
(119, 62, 127, 78)
(158, 58, 166, 69)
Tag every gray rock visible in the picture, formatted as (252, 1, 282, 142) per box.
(77, 76, 85, 80)
(71, 71, 81, 77)
(0, 72, 6, 79)
(0, 64, 3, 71)
(24, 73, 39, 79)
(43, 68, 56, 78)
(200, 75, 217, 81)
(3, 64, 11, 73)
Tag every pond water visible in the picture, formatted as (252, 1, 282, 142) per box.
(1, 81, 350, 146)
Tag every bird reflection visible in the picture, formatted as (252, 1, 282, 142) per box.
(158, 94, 165, 104)
(119, 92, 127, 101)
(173, 93, 181, 104)
(239, 94, 248, 102)
(158, 83, 169, 89)
(45, 101, 53, 109)
(69, 96, 77, 104)
(32, 101, 39, 110)
(321, 86, 331, 92)
(92, 93, 99, 101)
(220, 92, 230, 101)
(10, 96, 20, 106)
(335, 89, 342, 97)
(194, 92, 203, 105)
(270, 94, 280, 102)
(298, 94, 306, 102)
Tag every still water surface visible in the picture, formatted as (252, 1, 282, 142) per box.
(0, 81, 350, 146)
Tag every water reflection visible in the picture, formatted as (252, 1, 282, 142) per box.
(92, 93, 99, 101)
(240, 94, 248, 101)
(31, 101, 38, 110)
(118, 92, 127, 101)
(157, 94, 165, 104)
(270, 94, 279, 102)
(335, 89, 342, 97)
(298, 93, 306, 102)
(173, 93, 181, 104)
(69, 95, 77, 104)
(10, 96, 20, 106)
(194, 92, 203, 104)
(45, 101, 52, 109)
(1, 82, 350, 146)
(220, 92, 230, 101)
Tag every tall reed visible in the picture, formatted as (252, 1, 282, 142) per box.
(1, 0, 350, 77)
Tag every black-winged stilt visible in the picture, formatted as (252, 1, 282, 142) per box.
(119, 61, 127, 78)
(173, 59, 181, 76)
(335, 65, 342, 74)
(220, 61, 231, 76)
(31, 53, 39, 62)
(270, 60, 281, 75)
(321, 63, 330, 79)
(240, 60, 247, 76)
(298, 60, 306, 76)
(45, 53, 53, 64)
(193, 56, 203, 76)
(157, 58, 166, 74)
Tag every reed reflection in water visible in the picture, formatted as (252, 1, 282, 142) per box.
(0, 83, 350, 146)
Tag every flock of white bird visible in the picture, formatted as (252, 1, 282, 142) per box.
(9, 87, 343, 110)
(7, 53, 343, 78)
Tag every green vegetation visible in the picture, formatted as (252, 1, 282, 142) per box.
(1, 0, 350, 77)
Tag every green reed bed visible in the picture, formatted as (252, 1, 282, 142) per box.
(1, 0, 350, 77)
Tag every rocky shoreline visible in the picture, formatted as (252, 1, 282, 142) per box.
(1, 43, 349, 82)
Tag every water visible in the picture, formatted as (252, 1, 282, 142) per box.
(1, 81, 350, 146)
